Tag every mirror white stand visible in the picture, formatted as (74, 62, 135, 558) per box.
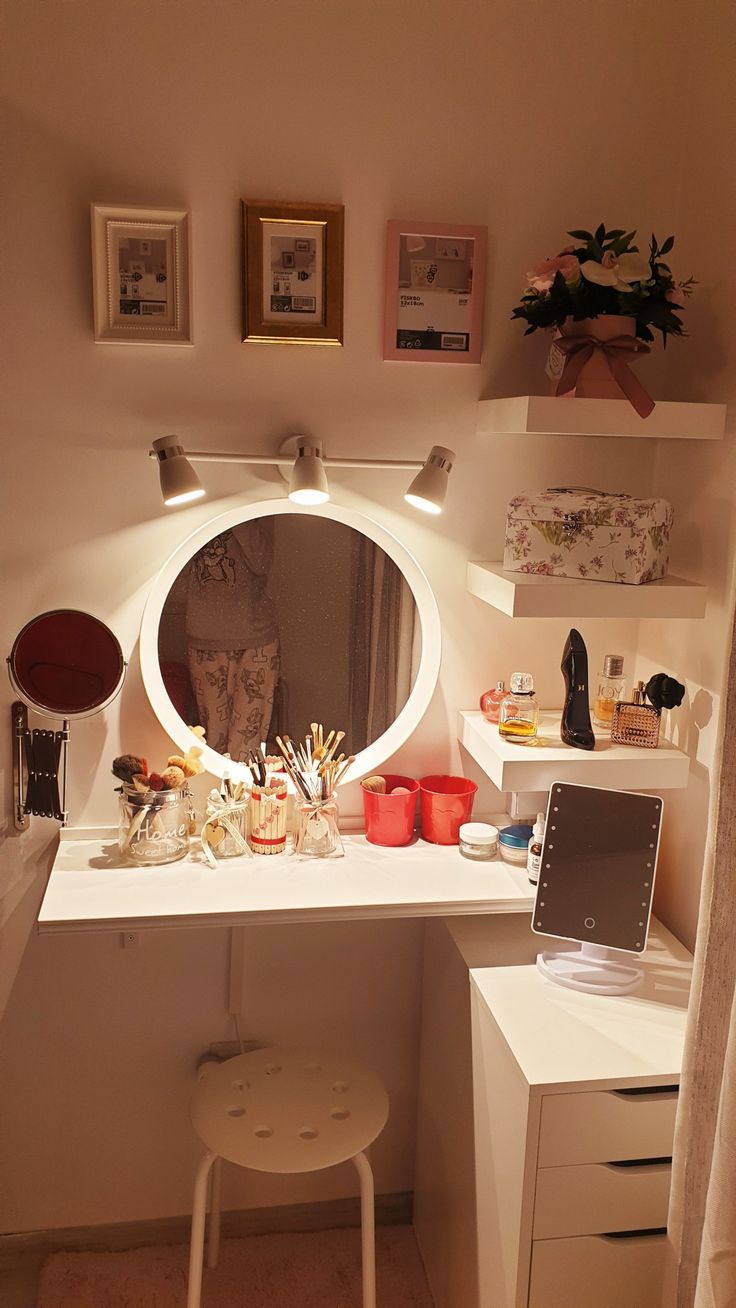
(536, 942, 645, 995)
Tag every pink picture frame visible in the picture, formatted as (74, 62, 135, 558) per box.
(383, 219, 487, 364)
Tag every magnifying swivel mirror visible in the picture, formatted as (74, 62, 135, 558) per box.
(8, 610, 126, 828)
(531, 781, 664, 996)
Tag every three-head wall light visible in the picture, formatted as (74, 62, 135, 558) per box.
(150, 436, 455, 515)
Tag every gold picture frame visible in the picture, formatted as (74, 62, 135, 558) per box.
(241, 199, 344, 346)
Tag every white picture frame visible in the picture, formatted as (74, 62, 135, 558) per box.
(90, 203, 192, 345)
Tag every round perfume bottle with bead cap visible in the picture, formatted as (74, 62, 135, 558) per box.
(498, 672, 539, 741)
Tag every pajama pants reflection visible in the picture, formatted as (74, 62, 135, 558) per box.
(187, 642, 279, 760)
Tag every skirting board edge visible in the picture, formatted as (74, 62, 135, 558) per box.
(0, 1191, 413, 1272)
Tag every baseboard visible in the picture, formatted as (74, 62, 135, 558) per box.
(0, 1191, 413, 1272)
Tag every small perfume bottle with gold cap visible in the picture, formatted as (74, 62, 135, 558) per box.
(611, 681, 661, 748)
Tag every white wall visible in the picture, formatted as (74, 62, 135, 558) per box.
(0, 0, 729, 1231)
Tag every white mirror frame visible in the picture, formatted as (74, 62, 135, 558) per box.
(140, 498, 441, 782)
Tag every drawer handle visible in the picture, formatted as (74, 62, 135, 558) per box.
(601, 1228, 667, 1241)
(606, 1157, 672, 1169)
(612, 1086, 678, 1098)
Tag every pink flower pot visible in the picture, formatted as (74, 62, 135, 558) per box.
(555, 315, 637, 400)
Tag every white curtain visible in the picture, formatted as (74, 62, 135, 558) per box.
(666, 606, 736, 1306)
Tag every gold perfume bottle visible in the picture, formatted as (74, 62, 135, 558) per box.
(610, 680, 661, 748)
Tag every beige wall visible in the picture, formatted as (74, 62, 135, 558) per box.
(0, 0, 731, 1231)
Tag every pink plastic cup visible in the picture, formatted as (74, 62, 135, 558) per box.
(419, 775, 478, 845)
(362, 775, 419, 846)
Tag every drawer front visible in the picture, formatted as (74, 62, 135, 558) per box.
(533, 1162, 671, 1239)
(529, 1232, 668, 1308)
(538, 1088, 678, 1167)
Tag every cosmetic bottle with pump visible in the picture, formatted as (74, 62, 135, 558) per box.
(498, 673, 539, 741)
(527, 812, 545, 885)
(560, 628, 595, 750)
(480, 680, 506, 724)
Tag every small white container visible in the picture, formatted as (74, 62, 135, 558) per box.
(459, 822, 499, 860)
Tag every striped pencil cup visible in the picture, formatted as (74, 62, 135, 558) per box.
(248, 783, 288, 855)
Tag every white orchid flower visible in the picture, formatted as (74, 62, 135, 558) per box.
(580, 250, 651, 293)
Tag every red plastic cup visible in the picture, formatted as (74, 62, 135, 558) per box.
(362, 775, 419, 846)
(419, 775, 478, 845)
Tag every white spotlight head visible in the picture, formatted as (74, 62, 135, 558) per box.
(152, 436, 205, 507)
(404, 445, 455, 514)
(288, 440, 330, 506)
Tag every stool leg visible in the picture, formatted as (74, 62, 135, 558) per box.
(207, 1155, 223, 1269)
(188, 1150, 216, 1308)
(351, 1150, 376, 1308)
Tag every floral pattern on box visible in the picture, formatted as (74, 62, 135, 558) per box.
(503, 489, 674, 585)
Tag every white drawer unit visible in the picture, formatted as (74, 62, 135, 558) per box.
(469, 925, 692, 1308)
(528, 1233, 669, 1308)
(533, 1161, 672, 1239)
(537, 1085, 678, 1167)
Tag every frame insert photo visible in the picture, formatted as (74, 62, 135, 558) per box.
(383, 220, 487, 364)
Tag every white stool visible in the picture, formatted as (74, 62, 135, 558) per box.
(187, 1046, 389, 1308)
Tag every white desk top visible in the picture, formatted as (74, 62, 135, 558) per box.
(38, 827, 535, 933)
(470, 920, 691, 1091)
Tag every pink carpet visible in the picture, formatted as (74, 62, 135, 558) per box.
(38, 1224, 434, 1307)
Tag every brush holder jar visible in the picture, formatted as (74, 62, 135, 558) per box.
(202, 795, 250, 860)
(248, 783, 288, 855)
(118, 784, 192, 866)
(294, 795, 343, 858)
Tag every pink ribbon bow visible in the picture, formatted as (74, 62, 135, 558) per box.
(554, 334, 655, 419)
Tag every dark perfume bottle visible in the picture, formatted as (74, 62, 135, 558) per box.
(560, 628, 596, 750)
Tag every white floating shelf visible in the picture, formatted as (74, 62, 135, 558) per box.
(477, 396, 726, 440)
(37, 827, 534, 934)
(467, 562, 707, 620)
(459, 710, 690, 792)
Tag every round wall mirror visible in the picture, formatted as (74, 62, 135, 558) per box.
(140, 500, 441, 781)
(8, 609, 126, 716)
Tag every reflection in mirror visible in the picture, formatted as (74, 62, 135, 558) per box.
(9, 609, 126, 716)
(157, 515, 420, 763)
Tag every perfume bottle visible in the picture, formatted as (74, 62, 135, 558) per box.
(593, 654, 627, 728)
(611, 681, 661, 749)
(560, 628, 595, 750)
(480, 680, 506, 724)
(498, 673, 539, 741)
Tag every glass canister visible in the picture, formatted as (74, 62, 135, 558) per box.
(294, 795, 343, 858)
(201, 790, 251, 861)
(118, 784, 192, 865)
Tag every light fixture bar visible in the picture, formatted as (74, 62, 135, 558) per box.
(149, 449, 425, 471)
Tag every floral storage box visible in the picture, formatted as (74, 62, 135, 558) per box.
(503, 488, 674, 585)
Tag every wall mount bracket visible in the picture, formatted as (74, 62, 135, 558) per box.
(12, 700, 69, 829)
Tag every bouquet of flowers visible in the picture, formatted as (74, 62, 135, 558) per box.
(512, 224, 695, 344)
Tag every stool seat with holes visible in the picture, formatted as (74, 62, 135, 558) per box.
(186, 1047, 389, 1308)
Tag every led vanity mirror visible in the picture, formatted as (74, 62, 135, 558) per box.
(532, 782, 663, 996)
(140, 500, 441, 781)
(8, 609, 126, 828)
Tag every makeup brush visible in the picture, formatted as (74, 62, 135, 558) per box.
(361, 775, 387, 794)
(333, 755, 355, 787)
(322, 730, 345, 766)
